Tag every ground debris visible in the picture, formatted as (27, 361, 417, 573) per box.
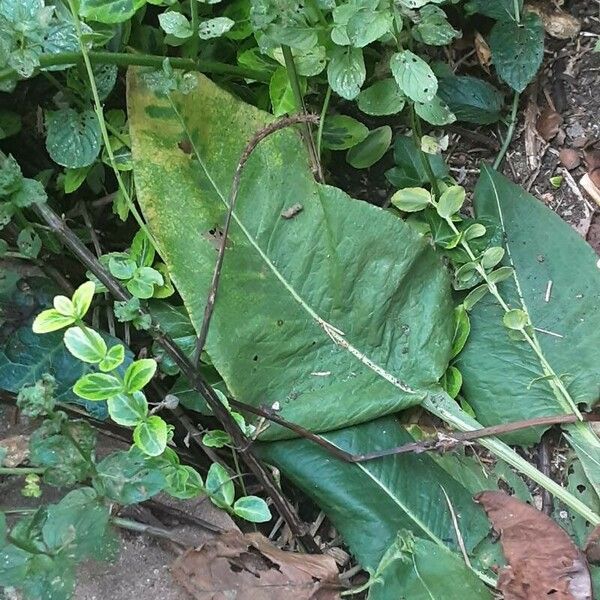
(171, 530, 342, 600)
(475, 491, 592, 600)
(0, 434, 30, 467)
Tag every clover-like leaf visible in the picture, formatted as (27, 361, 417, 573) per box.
(64, 326, 107, 364)
(133, 416, 168, 456)
(73, 372, 123, 401)
(72, 281, 96, 319)
(107, 391, 148, 426)
(32, 308, 75, 333)
(436, 186, 465, 218)
(99, 344, 125, 372)
(123, 358, 157, 393)
(233, 496, 272, 523)
(205, 463, 234, 508)
(391, 187, 432, 213)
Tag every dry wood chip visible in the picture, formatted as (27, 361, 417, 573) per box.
(0, 434, 30, 468)
(475, 491, 592, 600)
(171, 530, 341, 600)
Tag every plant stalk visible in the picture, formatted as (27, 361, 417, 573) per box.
(493, 92, 520, 170)
(0, 52, 270, 84)
(281, 45, 323, 181)
(411, 107, 440, 197)
(0, 467, 45, 475)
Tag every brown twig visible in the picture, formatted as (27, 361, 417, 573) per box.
(34, 202, 320, 554)
(193, 114, 319, 366)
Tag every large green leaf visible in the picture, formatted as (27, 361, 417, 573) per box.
(457, 167, 600, 488)
(127, 69, 454, 440)
(258, 416, 491, 570)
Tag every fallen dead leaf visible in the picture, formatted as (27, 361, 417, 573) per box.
(584, 526, 600, 564)
(526, 2, 581, 39)
(474, 32, 492, 73)
(580, 173, 600, 208)
(536, 107, 563, 142)
(171, 531, 341, 600)
(584, 149, 600, 190)
(475, 491, 592, 600)
(559, 148, 581, 170)
(0, 435, 30, 468)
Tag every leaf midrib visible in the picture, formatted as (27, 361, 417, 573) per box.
(167, 95, 419, 397)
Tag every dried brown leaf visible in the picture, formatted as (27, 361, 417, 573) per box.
(474, 32, 491, 73)
(475, 491, 592, 600)
(0, 435, 30, 468)
(536, 107, 563, 142)
(559, 149, 581, 171)
(171, 531, 341, 600)
(584, 526, 600, 564)
(526, 3, 581, 39)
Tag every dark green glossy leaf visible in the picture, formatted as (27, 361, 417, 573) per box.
(457, 166, 600, 492)
(489, 13, 544, 92)
(346, 126, 392, 168)
(259, 416, 490, 570)
(438, 75, 503, 124)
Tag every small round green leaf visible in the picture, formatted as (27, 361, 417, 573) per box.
(32, 309, 75, 334)
(73, 373, 123, 401)
(202, 430, 231, 448)
(357, 79, 405, 116)
(45, 108, 102, 169)
(53, 295, 75, 317)
(390, 50, 438, 103)
(488, 266, 514, 284)
(109, 255, 137, 280)
(441, 365, 463, 399)
(464, 223, 487, 241)
(108, 391, 148, 426)
(437, 186, 465, 218)
(321, 115, 369, 151)
(503, 309, 529, 331)
(327, 46, 365, 101)
(346, 126, 392, 169)
(233, 496, 272, 523)
(463, 285, 488, 311)
(99, 344, 125, 372)
(198, 17, 235, 39)
(481, 246, 505, 270)
(72, 281, 96, 319)
(64, 326, 107, 364)
(415, 96, 456, 126)
(133, 416, 168, 456)
(391, 187, 432, 212)
(158, 11, 193, 38)
(451, 306, 470, 358)
(205, 463, 234, 508)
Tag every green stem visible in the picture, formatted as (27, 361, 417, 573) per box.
(316, 86, 332, 162)
(411, 106, 440, 197)
(0, 52, 270, 84)
(0, 467, 45, 475)
(423, 391, 600, 525)
(493, 92, 520, 170)
(281, 45, 322, 180)
(188, 0, 200, 58)
(67, 3, 156, 247)
(513, 0, 521, 22)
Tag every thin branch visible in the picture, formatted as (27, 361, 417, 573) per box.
(493, 92, 520, 170)
(193, 114, 319, 365)
(34, 202, 320, 554)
